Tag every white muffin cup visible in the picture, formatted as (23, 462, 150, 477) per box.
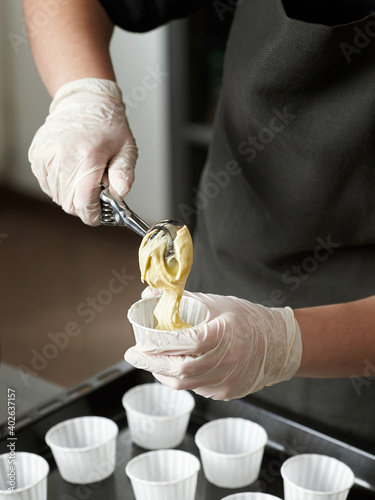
(281, 454, 355, 500)
(221, 494, 282, 500)
(45, 416, 118, 484)
(122, 383, 195, 449)
(127, 295, 209, 341)
(0, 452, 49, 500)
(195, 417, 268, 489)
(125, 449, 200, 500)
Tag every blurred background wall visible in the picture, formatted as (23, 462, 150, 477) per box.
(0, 2, 10, 178)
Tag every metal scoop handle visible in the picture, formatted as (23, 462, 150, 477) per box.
(99, 187, 150, 237)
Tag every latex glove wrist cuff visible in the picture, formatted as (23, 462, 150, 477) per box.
(50, 78, 125, 113)
(267, 306, 302, 386)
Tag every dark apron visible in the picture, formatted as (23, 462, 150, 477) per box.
(188, 0, 375, 447)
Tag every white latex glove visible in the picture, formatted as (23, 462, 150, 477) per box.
(28, 78, 138, 225)
(125, 288, 303, 401)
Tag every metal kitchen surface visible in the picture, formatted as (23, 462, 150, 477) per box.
(1, 363, 374, 499)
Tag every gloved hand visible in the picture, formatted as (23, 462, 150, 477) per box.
(125, 288, 303, 401)
(28, 78, 138, 225)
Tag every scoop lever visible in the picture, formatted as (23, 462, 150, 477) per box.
(99, 187, 150, 237)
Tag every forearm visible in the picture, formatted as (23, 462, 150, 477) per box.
(23, 0, 116, 96)
(294, 295, 375, 378)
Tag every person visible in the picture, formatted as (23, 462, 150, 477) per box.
(23, 0, 375, 446)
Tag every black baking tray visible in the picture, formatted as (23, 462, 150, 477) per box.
(1, 362, 375, 499)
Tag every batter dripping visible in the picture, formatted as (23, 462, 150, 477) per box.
(139, 225, 193, 330)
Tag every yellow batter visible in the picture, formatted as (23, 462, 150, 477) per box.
(139, 225, 193, 330)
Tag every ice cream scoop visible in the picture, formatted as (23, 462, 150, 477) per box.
(99, 187, 183, 260)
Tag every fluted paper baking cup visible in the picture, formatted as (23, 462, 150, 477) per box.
(45, 416, 118, 484)
(0, 452, 49, 500)
(125, 449, 200, 500)
(281, 454, 355, 500)
(195, 417, 268, 489)
(221, 494, 282, 500)
(122, 383, 195, 449)
(127, 295, 209, 341)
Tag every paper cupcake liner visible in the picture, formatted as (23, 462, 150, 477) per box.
(0, 452, 49, 500)
(122, 383, 195, 449)
(195, 417, 268, 489)
(221, 494, 282, 500)
(45, 416, 118, 484)
(281, 454, 355, 500)
(127, 295, 209, 340)
(126, 449, 200, 500)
